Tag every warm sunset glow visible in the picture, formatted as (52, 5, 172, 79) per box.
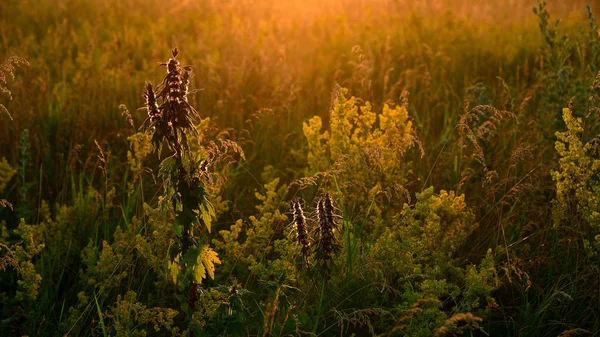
(2, 0, 600, 335)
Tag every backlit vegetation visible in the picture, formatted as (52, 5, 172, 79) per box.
(1, 0, 600, 336)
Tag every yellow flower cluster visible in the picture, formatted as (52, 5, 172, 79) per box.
(213, 176, 294, 281)
(552, 108, 600, 229)
(303, 87, 419, 175)
(372, 187, 477, 270)
(302, 87, 420, 236)
(127, 132, 153, 174)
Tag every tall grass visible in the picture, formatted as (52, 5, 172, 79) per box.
(1, 0, 600, 336)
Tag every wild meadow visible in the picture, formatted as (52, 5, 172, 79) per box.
(2, 0, 600, 335)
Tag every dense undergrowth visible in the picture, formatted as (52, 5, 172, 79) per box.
(2, 0, 600, 336)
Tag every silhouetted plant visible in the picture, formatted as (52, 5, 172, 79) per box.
(291, 198, 310, 268)
(313, 193, 340, 278)
(140, 48, 219, 306)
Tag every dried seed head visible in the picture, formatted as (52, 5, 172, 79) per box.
(166, 65, 182, 103)
(181, 70, 190, 102)
(143, 82, 161, 123)
(314, 194, 340, 276)
(167, 58, 180, 73)
(323, 193, 337, 230)
(142, 48, 200, 155)
(292, 199, 310, 266)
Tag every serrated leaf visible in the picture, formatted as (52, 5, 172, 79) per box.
(193, 260, 206, 282)
(182, 246, 201, 266)
(159, 156, 178, 177)
(193, 245, 221, 283)
(198, 200, 215, 233)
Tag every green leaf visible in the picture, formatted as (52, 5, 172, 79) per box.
(182, 246, 201, 266)
(94, 294, 108, 337)
(171, 222, 183, 237)
(168, 242, 181, 262)
(159, 156, 178, 178)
